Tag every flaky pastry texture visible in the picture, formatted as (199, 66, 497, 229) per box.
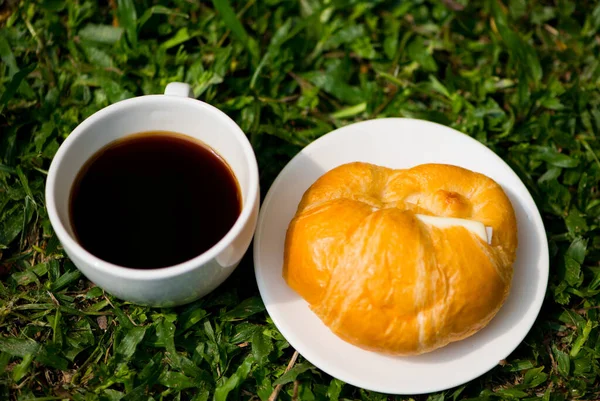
(283, 162, 518, 355)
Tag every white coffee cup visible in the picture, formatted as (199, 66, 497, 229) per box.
(45, 83, 260, 307)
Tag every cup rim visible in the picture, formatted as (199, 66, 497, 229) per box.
(45, 94, 260, 280)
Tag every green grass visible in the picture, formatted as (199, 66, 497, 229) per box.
(1, 0, 600, 399)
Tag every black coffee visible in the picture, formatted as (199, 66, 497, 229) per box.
(69, 131, 241, 269)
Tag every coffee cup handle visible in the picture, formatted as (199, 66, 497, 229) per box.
(164, 82, 192, 98)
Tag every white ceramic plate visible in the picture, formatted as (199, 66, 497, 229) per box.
(253, 118, 549, 395)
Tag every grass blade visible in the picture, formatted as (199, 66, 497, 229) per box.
(117, 0, 138, 46)
(213, 355, 254, 401)
(0, 64, 36, 112)
(0, 33, 18, 76)
(79, 24, 124, 45)
(211, 0, 259, 63)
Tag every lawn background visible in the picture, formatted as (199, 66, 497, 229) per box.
(1, 0, 600, 400)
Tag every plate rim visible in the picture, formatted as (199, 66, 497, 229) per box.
(253, 117, 550, 395)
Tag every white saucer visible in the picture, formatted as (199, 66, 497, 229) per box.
(253, 118, 549, 395)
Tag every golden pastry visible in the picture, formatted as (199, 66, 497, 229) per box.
(283, 162, 518, 355)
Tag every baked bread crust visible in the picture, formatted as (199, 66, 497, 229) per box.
(283, 162, 518, 355)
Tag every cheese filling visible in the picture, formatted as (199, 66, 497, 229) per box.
(415, 214, 493, 244)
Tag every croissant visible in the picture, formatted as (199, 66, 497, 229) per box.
(283, 162, 518, 355)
